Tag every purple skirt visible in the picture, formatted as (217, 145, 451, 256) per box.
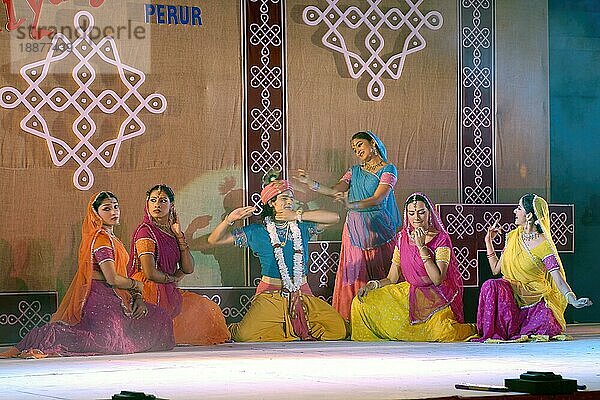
(474, 278, 562, 341)
(16, 281, 175, 356)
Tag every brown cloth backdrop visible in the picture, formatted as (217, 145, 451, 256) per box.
(0, 0, 243, 293)
(0, 0, 549, 295)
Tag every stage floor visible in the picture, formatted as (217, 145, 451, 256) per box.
(1, 325, 599, 400)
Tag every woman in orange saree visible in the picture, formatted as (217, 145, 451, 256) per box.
(128, 184, 230, 345)
(1, 192, 175, 358)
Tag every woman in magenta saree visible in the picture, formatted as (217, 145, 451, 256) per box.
(128, 185, 230, 345)
(295, 131, 401, 320)
(1, 192, 175, 358)
(475, 194, 592, 342)
(351, 193, 475, 342)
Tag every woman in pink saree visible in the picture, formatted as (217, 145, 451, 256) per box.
(128, 184, 230, 345)
(351, 193, 475, 341)
(1, 192, 175, 358)
(475, 193, 592, 341)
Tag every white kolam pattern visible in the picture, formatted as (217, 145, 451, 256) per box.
(302, 0, 443, 101)
(248, 0, 284, 215)
(0, 300, 51, 339)
(459, 0, 494, 203)
(0, 11, 167, 190)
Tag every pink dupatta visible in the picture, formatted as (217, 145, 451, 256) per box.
(127, 205, 183, 318)
(399, 193, 464, 324)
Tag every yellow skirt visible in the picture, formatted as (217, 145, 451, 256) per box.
(230, 291, 348, 342)
(351, 282, 476, 342)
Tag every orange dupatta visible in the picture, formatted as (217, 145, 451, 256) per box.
(51, 193, 132, 325)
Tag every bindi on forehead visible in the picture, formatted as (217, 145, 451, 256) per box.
(408, 208, 427, 214)
(407, 201, 427, 211)
(150, 192, 169, 200)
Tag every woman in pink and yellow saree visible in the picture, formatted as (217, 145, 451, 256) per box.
(351, 192, 475, 342)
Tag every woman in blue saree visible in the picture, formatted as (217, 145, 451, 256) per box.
(296, 131, 401, 319)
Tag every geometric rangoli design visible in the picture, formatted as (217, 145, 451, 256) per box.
(244, 0, 286, 284)
(308, 241, 340, 289)
(302, 0, 443, 101)
(0, 300, 52, 339)
(459, 0, 494, 203)
(439, 204, 574, 287)
(307, 241, 341, 303)
(0, 11, 166, 190)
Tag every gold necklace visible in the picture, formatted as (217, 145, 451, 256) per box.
(274, 222, 290, 246)
(522, 231, 539, 241)
(364, 159, 384, 172)
(153, 219, 172, 234)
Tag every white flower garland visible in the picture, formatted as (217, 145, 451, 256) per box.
(265, 217, 304, 292)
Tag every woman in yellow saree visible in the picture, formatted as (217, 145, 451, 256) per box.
(351, 192, 476, 342)
(475, 193, 592, 341)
